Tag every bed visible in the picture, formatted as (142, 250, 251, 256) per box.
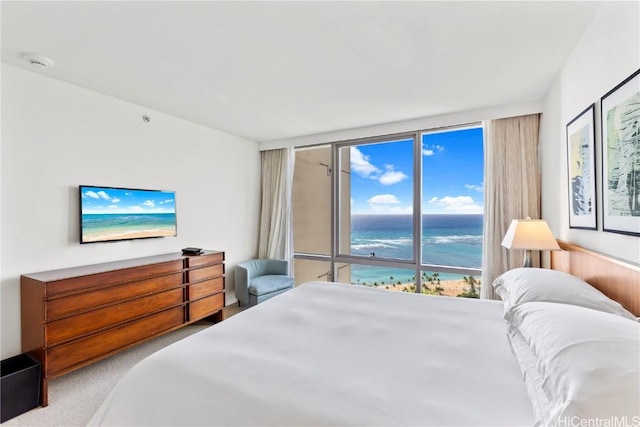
(90, 242, 640, 426)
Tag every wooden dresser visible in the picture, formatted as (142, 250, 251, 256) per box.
(20, 250, 224, 406)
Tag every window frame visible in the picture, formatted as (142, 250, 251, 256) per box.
(293, 123, 483, 293)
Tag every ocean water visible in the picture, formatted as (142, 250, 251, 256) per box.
(349, 214, 483, 284)
(82, 213, 177, 242)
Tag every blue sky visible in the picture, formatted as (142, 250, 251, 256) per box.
(349, 127, 484, 214)
(81, 186, 176, 214)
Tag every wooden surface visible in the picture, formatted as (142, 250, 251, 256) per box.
(550, 240, 640, 316)
(21, 250, 225, 406)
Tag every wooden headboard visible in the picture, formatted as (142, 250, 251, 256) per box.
(550, 240, 640, 316)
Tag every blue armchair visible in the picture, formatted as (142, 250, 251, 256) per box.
(235, 259, 294, 307)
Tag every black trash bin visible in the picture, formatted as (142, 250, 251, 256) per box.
(1, 353, 41, 423)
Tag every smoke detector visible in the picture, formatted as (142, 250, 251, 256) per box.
(23, 54, 54, 70)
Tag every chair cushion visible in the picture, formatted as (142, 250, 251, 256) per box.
(248, 275, 294, 296)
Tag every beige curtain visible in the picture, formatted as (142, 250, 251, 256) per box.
(258, 147, 295, 272)
(481, 114, 541, 300)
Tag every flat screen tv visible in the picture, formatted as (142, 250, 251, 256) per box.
(80, 185, 177, 244)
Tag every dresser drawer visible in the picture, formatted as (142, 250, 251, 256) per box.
(189, 277, 224, 300)
(46, 272, 184, 320)
(188, 264, 223, 283)
(189, 293, 224, 321)
(46, 306, 184, 375)
(46, 260, 184, 297)
(21, 251, 226, 407)
(46, 288, 184, 345)
(185, 252, 224, 268)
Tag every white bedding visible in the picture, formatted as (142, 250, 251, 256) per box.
(90, 282, 534, 426)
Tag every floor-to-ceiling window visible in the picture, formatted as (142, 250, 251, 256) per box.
(293, 124, 483, 297)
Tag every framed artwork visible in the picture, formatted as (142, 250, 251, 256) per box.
(601, 69, 640, 236)
(566, 104, 597, 229)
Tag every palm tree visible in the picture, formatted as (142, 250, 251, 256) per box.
(458, 275, 480, 298)
(463, 276, 478, 294)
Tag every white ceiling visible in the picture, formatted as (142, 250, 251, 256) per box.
(1, 1, 601, 143)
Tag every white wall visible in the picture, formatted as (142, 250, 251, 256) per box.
(541, 1, 640, 264)
(1, 65, 261, 358)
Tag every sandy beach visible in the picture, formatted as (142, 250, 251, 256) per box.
(83, 228, 176, 242)
(380, 279, 477, 297)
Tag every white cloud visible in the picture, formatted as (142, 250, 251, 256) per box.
(428, 195, 482, 213)
(423, 144, 444, 156)
(108, 205, 119, 209)
(465, 183, 484, 193)
(368, 194, 401, 205)
(350, 147, 408, 187)
(96, 191, 111, 200)
(160, 199, 173, 204)
(111, 198, 121, 203)
(84, 191, 100, 199)
(366, 194, 412, 214)
(130, 206, 144, 212)
(85, 190, 113, 201)
(143, 200, 155, 207)
(350, 147, 380, 178)
(379, 165, 408, 185)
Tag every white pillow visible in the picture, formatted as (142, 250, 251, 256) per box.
(492, 268, 636, 321)
(509, 301, 640, 425)
(507, 327, 553, 426)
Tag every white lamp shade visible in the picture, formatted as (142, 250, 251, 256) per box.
(501, 218, 560, 251)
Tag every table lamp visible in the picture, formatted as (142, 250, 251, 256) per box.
(501, 217, 560, 267)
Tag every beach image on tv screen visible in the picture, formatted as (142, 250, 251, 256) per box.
(81, 186, 176, 243)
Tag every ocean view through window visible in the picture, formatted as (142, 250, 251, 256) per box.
(293, 124, 484, 297)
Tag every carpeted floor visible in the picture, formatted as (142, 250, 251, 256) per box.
(2, 322, 215, 426)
